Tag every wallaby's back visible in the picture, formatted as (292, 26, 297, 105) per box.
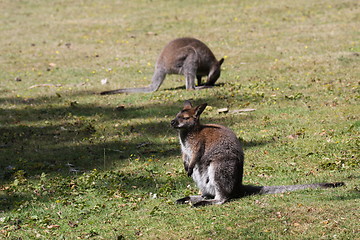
(158, 37, 218, 74)
(190, 124, 244, 170)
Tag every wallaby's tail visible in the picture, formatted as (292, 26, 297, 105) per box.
(240, 182, 345, 197)
(100, 71, 166, 95)
(100, 86, 155, 95)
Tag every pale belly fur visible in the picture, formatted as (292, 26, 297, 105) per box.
(181, 140, 217, 197)
(191, 164, 216, 197)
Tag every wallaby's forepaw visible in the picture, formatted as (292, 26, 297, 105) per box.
(192, 199, 227, 207)
(187, 168, 193, 177)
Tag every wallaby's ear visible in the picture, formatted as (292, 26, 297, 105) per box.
(219, 58, 224, 66)
(183, 100, 193, 110)
(195, 103, 207, 117)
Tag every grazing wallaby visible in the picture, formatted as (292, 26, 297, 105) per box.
(100, 37, 224, 95)
(171, 101, 345, 207)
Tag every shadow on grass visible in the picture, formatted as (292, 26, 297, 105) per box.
(0, 95, 191, 178)
(0, 167, 177, 212)
(0, 94, 224, 124)
(162, 82, 226, 91)
(0, 90, 269, 212)
(0, 100, 175, 123)
(327, 191, 360, 201)
(0, 90, 265, 178)
(241, 138, 275, 149)
(0, 123, 180, 180)
(0, 192, 33, 212)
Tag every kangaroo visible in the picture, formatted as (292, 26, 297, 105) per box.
(100, 37, 224, 95)
(170, 101, 345, 207)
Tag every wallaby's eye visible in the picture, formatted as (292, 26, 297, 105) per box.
(182, 117, 190, 120)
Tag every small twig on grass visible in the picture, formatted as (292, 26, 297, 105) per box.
(29, 84, 62, 88)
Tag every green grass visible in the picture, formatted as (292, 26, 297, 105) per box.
(1, 0, 359, 239)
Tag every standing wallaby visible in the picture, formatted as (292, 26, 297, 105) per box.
(171, 101, 345, 207)
(100, 38, 224, 95)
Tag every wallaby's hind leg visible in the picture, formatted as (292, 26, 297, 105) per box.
(176, 194, 226, 207)
(191, 190, 228, 207)
(175, 196, 191, 204)
(190, 162, 237, 207)
(176, 195, 206, 205)
(176, 195, 227, 207)
(192, 198, 227, 207)
(181, 52, 198, 90)
(185, 71, 196, 90)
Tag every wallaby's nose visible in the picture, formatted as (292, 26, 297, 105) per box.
(170, 119, 177, 127)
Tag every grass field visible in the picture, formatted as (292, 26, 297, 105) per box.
(1, 0, 359, 239)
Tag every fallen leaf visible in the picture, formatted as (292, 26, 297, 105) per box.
(217, 108, 229, 114)
(101, 78, 108, 85)
(29, 84, 62, 89)
(319, 131, 327, 136)
(147, 32, 158, 36)
(47, 224, 60, 229)
(68, 221, 78, 228)
(230, 108, 256, 113)
(287, 134, 298, 139)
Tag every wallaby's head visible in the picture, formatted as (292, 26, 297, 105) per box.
(206, 58, 224, 86)
(171, 101, 207, 130)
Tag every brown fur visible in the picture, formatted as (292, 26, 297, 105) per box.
(171, 101, 345, 207)
(100, 38, 224, 95)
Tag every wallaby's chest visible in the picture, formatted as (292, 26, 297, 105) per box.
(180, 139, 194, 160)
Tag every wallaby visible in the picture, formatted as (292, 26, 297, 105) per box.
(170, 101, 345, 207)
(100, 37, 224, 95)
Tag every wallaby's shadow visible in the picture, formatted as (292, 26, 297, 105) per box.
(241, 138, 275, 149)
(164, 82, 225, 91)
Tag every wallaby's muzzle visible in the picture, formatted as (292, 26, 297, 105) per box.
(170, 119, 178, 128)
